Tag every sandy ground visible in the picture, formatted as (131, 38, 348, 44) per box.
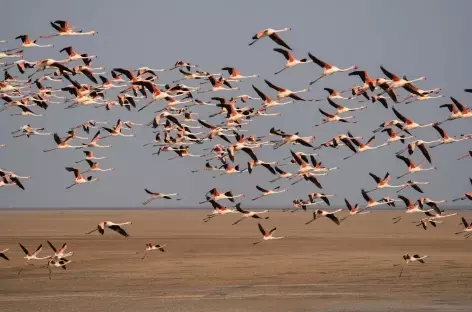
(0, 209, 471, 312)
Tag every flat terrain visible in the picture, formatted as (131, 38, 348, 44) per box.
(0, 210, 471, 312)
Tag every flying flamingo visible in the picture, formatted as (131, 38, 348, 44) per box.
(452, 178, 472, 202)
(249, 28, 292, 50)
(252, 85, 293, 108)
(64, 167, 99, 189)
(371, 95, 390, 109)
(203, 200, 239, 222)
(308, 53, 357, 85)
(18, 243, 51, 275)
(269, 166, 294, 183)
(314, 88, 352, 102)
(10, 104, 43, 117)
(430, 123, 472, 148)
(253, 223, 284, 245)
(327, 98, 366, 114)
(252, 185, 288, 201)
(77, 131, 112, 149)
(75, 151, 107, 164)
(457, 150, 472, 160)
(200, 188, 244, 204)
(269, 127, 314, 149)
(41, 20, 97, 38)
(86, 221, 132, 237)
(392, 107, 435, 131)
(396, 140, 437, 164)
(343, 135, 388, 159)
(379, 66, 426, 91)
(395, 155, 437, 179)
(264, 79, 311, 101)
(395, 180, 431, 194)
(308, 193, 335, 205)
(361, 189, 396, 209)
(82, 159, 114, 174)
(141, 242, 166, 260)
(392, 196, 435, 224)
(46, 258, 72, 280)
(381, 128, 414, 145)
(394, 253, 429, 277)
(222, 67, 258, 81)
(43, 133, 81, 152)
(12, 125, 50, 138)
(273, 48, 312, 75)
(315, 109, 356, 127)
(47, 241, 74, 259)
(340, 198, 371, 221)
(366, 172, 406, 192)
(305, 209, 342, 225)
(0, 248, 9, 261)
(232, 206, 269, 225)
(142, 189, 181, 205)
(455, 217, 472, 239)
(15, 34, 53, 48)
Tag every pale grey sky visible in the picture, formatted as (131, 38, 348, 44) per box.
(0, 1, 471, 208)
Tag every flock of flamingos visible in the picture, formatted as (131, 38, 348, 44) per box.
(0, 21, 471, 279)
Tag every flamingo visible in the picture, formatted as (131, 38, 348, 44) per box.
(394, 254, 429, 277)
(269, 127, 314, 149)
(64, 167, 99, 189)
(222, 67, 258, 81)
(361, 189, 396, 209)
(18, 243, 51, 275)
(457, 150, 472, 160)
(315, 108, 356, 127)
(392, 107, 435, 131)
(46, 258, 72, 280)
(0, 248, 9, 261)
(77, 131, 112, 149)
(381, 128, 414, 145)
(249, 28, 292, 50)
(15, 34, 53, 48)
(86, 221, 132, 237)
(371, 95, 390, 109)
(198, 75, 239, 93)
(349, 70, 381, 92)
(396, 140, 437, 164)
(101, 120, 136, 139)
(314, 88, 352, 102)
(142, 189, 181, 205)
(252, 185, 288, 201)
(264, 79, 311, 101)
(379, 66, 426, 91)
(0, 51, 23, 59)
(168, 60, 198, 71)
(253, 223, 284, 245)
(273, 48, 312, 75)
(203, 200, 239, 222)
(395, 180, 431, 194)
(43, 133, 81, 152)
(343, 134, 388, 159)
(455, 217, 472, 239)
(269, 166, 294, 183)
(308, 193, 335, 205)
(232, 206, 269, 225)
(47, 241, 74, 259)
(134, 81, 182, 112)
(392, 196, 435, 223)
(82, 159, 114, 174)
(10, 104, 43, 117)
(141, 242, 166, 260)
(75, 151, 107, 164)
(40, 20, 97, 38)
(452, 178, 472, 202)
(396, 155, 437, 179)
(373, 120, 410, 134)
(305, 209, 342, 225)
(59, 46, 96, 62)
(252, 85, 293, 108)
(341, 198, 371, 221)
(200, 188, 244, 204)
(308, 53, 357, 85)
(366, 172, 405, 192)
(429, 123, 472, 148)
(12, 125, 50, 138)
(327, 98, 366, 114)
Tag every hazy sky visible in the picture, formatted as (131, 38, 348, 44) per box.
(0, 1, 471, 208)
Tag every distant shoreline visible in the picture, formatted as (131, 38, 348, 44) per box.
(0, 206, 470, 211)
